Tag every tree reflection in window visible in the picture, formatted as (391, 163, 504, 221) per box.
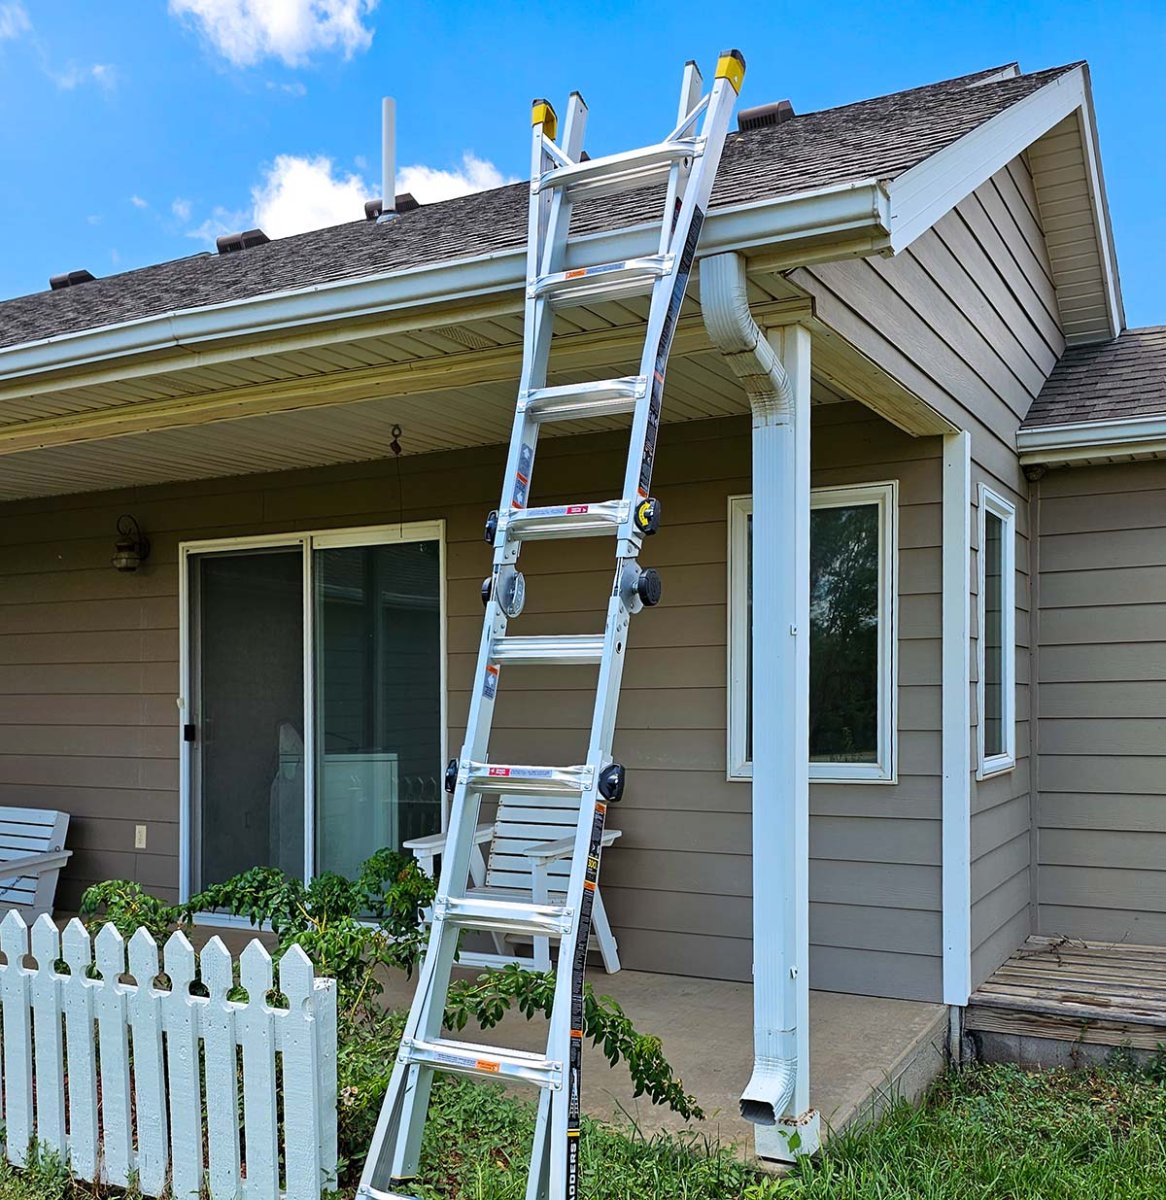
(745, 502, 881, 764)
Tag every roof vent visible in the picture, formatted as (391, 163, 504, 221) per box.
(738, 99, 795, 132)
(365, 193, 420, 221)
(216, 229, 270, 255)
(49, 269, 96, 291)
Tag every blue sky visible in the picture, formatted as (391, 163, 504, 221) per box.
(0, 1, 1162, 326)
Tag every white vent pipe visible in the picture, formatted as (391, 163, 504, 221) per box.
(379, 97, 396, 223)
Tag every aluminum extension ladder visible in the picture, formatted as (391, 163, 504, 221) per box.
(358, 49, 744, 1200)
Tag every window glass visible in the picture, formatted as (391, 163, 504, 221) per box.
(742, 499, 882, 767)
(982, 510, 1004, 758)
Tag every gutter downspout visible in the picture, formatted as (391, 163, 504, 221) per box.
(702, 252, 817, 1159)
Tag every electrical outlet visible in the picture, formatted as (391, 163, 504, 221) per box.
(134, 824, 147, 850)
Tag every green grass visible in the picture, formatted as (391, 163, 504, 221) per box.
(406, 1055, 1166, 1200)
(8, 1055, 1166, 1198)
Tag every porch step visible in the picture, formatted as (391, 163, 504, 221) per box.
(530, 255, 672, 308)
(520, 377, 646, 424)
(492, 634, 605, 666)
(397, 1035, 562, 1088)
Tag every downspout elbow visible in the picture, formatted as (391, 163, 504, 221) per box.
(740, 1055, 797, 1125)
(700, 253, 793, 422)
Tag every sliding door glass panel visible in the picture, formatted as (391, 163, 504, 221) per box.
(314, 540, 442, 878)
(196, 550, 304, 890)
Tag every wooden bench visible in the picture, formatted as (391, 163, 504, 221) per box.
(405, 793, 622, 973)
(0, 807, 72, 919)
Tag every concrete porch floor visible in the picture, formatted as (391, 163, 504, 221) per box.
(382, 967, 950, 1158)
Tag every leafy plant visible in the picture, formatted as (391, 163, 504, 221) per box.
(79, 879, 184, 942)
(446, 964, 703, 1119)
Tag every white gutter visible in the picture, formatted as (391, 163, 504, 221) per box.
(702, 251, 816, 1158)
(1018, 413, 1166, 465)
(0, 178, 891, 386)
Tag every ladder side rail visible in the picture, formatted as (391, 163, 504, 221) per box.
(656, 61, 706, 260)
(616, 67, 742, 552)
(496, 96, 589, 563)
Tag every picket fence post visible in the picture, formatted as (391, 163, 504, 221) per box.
(0, 916, 338, 1200)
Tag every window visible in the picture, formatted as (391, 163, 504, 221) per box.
(977, 487, 1016, 777)
(728, 482, 898, 783)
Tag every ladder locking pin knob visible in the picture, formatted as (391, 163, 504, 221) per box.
(634, 496, 662, 535)
(484, 510, 499, 545)
(444, 758, 458, 794)
(597, 763, 626, 803)
(481, 577, 492, 607)
(638, 568, 663, 607)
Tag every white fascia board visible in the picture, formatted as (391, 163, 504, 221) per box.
(887, 67, 1088, 254)
(1018, 413, 1166, 463)
(0, 180, 891, 386)
(1075, 65, 1124, 336)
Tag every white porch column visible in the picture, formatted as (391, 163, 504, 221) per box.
(746, 322, 818, 1161)
(941, 431, 972, 1009)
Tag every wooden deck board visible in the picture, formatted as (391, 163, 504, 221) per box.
(967, 935, 1166, 1048)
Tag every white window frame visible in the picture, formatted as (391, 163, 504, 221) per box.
(177, 519, 448, 908)
(976, 486, 1016, 779)
(728, 481, 898, 784)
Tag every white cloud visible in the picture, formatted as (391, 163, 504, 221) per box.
(266, 79, 307, 96)
(250, 153, 369, 238)
(175, 149, 512, 247)
(0, 2, 29, 41)
(51, 61, 117, 90)
(169, 0, 376, 67)
(399, 153, 516, 203)
(186, 204, 249, 246)
(130, 195, 149, 209)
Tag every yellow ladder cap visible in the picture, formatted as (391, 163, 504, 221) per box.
(531, 98, 558, 140)
(715, 49, 746, 94)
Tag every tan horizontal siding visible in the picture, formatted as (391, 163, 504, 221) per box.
(0, 405, 945, 998)
(1035, 461, 1166, 946)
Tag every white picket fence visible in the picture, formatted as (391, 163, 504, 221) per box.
(0, 911, 337, 1200)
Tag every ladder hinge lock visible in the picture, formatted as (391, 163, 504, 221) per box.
(633, 496, 662, 535)
(444, 758, 458, 794)
(484, 510, 499, 545)
(598, 763, 626, 803)
(619, 564, 663, 614)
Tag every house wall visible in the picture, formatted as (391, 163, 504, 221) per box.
(1033, 460, 1166, 946)
(788, 156, 1060, 989)
(0, 403, 945, 999)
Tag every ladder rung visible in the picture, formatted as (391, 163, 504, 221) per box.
(501, 499, 627, 541)
(399, 1036, 562, 1089)
(521, 376, 646, 423)
(464, 762, 593, 796)
(436, 894, 573, 938)
(531, 255, 672, 308)
(536, 138, 703, 201)
(493, 634, 605, 666)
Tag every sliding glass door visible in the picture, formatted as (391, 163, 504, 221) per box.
(313, 537, 442, 879)
(183, 523, 445, 897)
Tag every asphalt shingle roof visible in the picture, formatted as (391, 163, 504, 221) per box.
(0, 62, 1078, 352)
(1023, 327, 1166, 428)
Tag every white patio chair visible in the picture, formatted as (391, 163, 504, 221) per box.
(404, 793, 622, 973)
(0, 807, 73, 919)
